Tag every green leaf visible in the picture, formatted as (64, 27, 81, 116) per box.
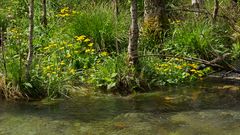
(107, 82, 116, 90)
(111, 73, 118, 78)
(23, 82, 33, 88)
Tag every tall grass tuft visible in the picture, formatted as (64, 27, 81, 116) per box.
(163, 19, 231, 60)
(69, 2, 130, 52)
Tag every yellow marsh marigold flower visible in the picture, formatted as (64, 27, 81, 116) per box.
(91, 49, 95, 52)
(43, 46, 50, 50)
(85, 49, 91, 53)
(66, 53, 72, 58)
(84, 38, 91, 42)
(188, 64, 198, 69)
(74, 51, 79, 54)
(88, 43, 94, 47)
(59, 47, 65, 50)
(72, 11, 77, 14)
(60, 7, 69, 14)
(101, 51, 108, 56)
(60, 61, 65, 65)
(67, 44, 73, 47)
(190, 69, 197, 73)
(63, 41, 67, 45)
(175, 65, 183, 69)
(75, 35, 86, 41)
(46, 66, 51, 70)
(69, 69, 76, 74)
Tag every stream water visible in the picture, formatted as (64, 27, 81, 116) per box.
(0, 79, 240, 135)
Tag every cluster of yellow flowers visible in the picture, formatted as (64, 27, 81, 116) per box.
(75, 35, 95, 54)
(155, 61, 206, 78)
(56, 7, 78, 17)
(42, 63, 76, 76)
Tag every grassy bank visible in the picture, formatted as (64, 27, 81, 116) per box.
(0, 0, 239, 100)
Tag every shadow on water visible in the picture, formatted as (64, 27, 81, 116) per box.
(0, 78, 240, 122)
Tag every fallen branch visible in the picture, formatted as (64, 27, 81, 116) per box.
(139, 53, 240, 74)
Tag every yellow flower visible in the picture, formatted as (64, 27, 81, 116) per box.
(190, 69, 197, 73)
(175, 65, 182, 69)
(43, 46, 50, 50)
(60, 7, 69, 14)
(46, 66, 51, 70)
(101, 51, 108, 56)
(85, 49, 91, 53)
(59, 47, 64, 50)
(175, 20, 181, 23)
(72, 11, 77, 14)
(88, 43, 94, 47)
(69, 69, 76, 74)
(66, 53, 72, 58)
(60, 61, 65, 65)
(91, 49, 95, 52)
(84, 38, 91, 42)
(188, 64, 198, 69)
(74, 51, 79, 54)
(67, 44, 73, 47)
(76, 35, 86, 41)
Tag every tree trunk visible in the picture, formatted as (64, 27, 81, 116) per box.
(192, 0, 204, 8)
(128, 0, 139, 66)
(143, 0, 169, 42)
(26, 0, 34, 81)
(231, 0, 238, 7)
(212, 0, 219, 22)
(192, 0, 204, 16)
(113, 0, 119, 54)
(0, 27, 7, 78)
(41, 0, 47, 28)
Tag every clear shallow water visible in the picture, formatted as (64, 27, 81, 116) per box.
(0, 80, 240, 135)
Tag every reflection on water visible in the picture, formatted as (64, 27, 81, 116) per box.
(0, 80, 240, 135)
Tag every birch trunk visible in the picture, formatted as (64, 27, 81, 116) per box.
(113, 0, 119, 54)
(128, 0, 139, 66)
(26, 0, 34, 81)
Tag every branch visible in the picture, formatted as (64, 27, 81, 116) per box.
(139, 53, 240, 74)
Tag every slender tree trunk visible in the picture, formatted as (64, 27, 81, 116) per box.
(192, 0, 204, 16)
(143, 0, 169, 42)
(0, 27, 7, 78)
(128, 0, 139, 66)
(231, 0, 238, 7)
(192, 0, 204, 8)
(41, 0, 47, 28)
(26, 0, 34, 81)
(113, 0, 119, 54)
(212, 0, 219, 23)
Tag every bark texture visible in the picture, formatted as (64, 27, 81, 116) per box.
(143, 0, 168, 38)
(213, 0, 219, 22)
(192, 0, 204, 8)
(128, 0, 139, 66)
(0, 27, 7, 78)
(41, 0, 47, 27)
(113, 0, 119, 53)
(232, 0, 238, 7)
(26, 0, 34, 81)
